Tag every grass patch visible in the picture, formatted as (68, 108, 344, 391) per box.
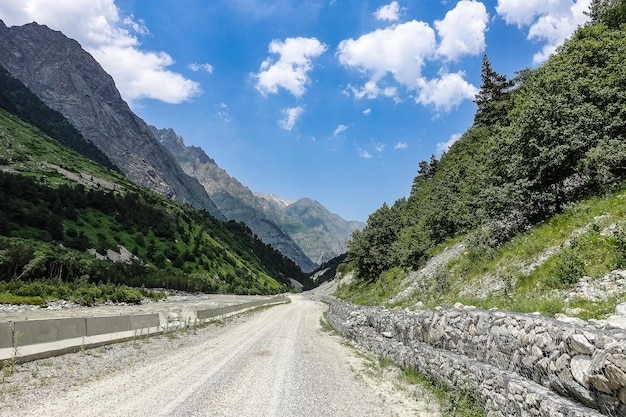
(401, 367, 485, 417)
(0, 293, 45, 306)
(335, 267, 405, 305)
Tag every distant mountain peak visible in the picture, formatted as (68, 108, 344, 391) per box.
(255, 193, 296, 208)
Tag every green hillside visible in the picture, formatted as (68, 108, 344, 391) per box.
(0, 108, 311, 305)
(0, 63, 118, 172)
(338, 0, 626, 318)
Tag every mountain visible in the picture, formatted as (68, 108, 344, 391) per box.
(0, 20, 222, 219)
(151, 126, 318, 272)
(0, 63, 118, 172)
(151, 126, 364, 268)
(0, 106, 311, 295)
(255, 193, 364, 265)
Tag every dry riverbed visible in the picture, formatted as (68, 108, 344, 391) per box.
(0, 295, 440, 416)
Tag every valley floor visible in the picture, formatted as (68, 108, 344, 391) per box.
(0, 295, 440, 416)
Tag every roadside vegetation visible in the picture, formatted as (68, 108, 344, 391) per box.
(338, 0, 626, 319)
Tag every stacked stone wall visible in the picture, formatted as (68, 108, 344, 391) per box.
(324, 297, 626, 417)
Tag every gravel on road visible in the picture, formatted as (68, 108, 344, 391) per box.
(0, 295, 440, 417)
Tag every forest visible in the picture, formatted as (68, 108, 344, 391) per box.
(346, 0, 626, 284)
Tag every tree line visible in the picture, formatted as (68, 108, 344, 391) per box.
(347, 0, 626, 283)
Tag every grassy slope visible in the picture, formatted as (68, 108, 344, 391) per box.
(0, 108, 306, 300)
(336, 186, 626, 319)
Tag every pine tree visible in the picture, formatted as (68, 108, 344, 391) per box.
(473, 55, 514, 127)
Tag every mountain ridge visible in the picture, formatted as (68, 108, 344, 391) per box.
(0, 20, 223, 219)
(151, 125, 318, 272)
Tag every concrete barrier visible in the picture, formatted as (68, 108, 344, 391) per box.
(13, 318, 86, 346)
(0, 297, 287, 365)
(86, 316, 131, 336)
(0, 322, 12, 349)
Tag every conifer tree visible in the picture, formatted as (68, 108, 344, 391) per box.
(473, 55, 514, 127)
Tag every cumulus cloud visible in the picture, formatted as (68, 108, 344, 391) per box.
(333, 124, 348, 136)
(0, 0, 202, 106)
(255, 37, 328, 97)
(496, 0, 591, 63)
(394, 141, 408, 150)
(416, 72, 478, 111)
(374, 1, 401, 21)
(435, 0, 489, 61)
(188, 63, 214, 73)
(363, 108, 372, 116)
(278, 106, 304, 131)
(347, 81, 398, 100)
(337, 6, 483, 111)
(337, 20, 437, 97)
(437, 133, 462, 155)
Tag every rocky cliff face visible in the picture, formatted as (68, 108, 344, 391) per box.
(256, 194, 364, 264)
(0, 21, 222, 219)
(151, 126, 318, 272)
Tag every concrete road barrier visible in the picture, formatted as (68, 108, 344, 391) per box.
(0, 322, 12, 349)
(0, 297, 287, 365)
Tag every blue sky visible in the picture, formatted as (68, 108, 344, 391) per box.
(0, 0, 591, 221)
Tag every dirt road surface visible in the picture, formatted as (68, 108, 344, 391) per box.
(1, 295, 439, 417)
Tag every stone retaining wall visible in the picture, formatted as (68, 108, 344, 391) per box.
(324, 297, 626, 417)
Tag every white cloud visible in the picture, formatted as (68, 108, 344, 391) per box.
(278, 106, 304, 131)
(216, 103, 232, 123)
(374, 143, 386, 153)
(188, 63, 214, 73)
(348, 82, 398, 100)
(337, 20, 437, 98)
(394, 141, 408, 150)
(363, 108, 372, 116)
(374, 1, 401, 21)
(0, 0, 202, 106)
(437, 133, 462, 155)
(337, 8, 482, 111)
(496, 0, 591, 63)
(333, 124, 348, 136)
(255, 37, 328, 97)
(416, 72, 478, 111)
(435, 0, 489, 61)
(359, 149, 373, 158)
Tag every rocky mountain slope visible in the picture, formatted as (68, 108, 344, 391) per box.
(153, 126, 363, 268)
(151, 126, 317, 272)
(256, 193, 364, 265)
(0, 20, 222, 219)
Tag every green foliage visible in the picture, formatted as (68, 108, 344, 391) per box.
(588, 0, 626, 27)
(0, 279, 163, 306)
(473, 54, 514, 127)
(346, 9, 626, 291)
(0, 64, 118, 171)
(0, 107, 312, 299)
(335, 267, 405, 305)
(401, 368, 485, 417)
(347, 202, 403, 282)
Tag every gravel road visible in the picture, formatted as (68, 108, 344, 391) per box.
(1, 295, 440, 417)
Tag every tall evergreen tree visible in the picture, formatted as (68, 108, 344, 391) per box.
(473, 55, 514, 127)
